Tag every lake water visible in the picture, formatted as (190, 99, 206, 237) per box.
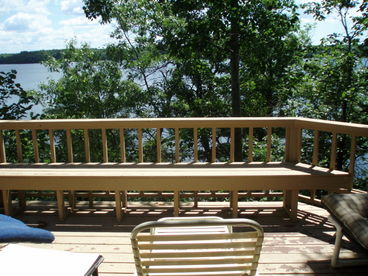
(0, 63, 60, 90)
(0, 63, 61, 116)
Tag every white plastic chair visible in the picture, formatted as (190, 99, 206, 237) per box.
(131, 216, 264, 276)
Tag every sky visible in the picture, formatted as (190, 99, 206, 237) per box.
(0, 0, 362, 54)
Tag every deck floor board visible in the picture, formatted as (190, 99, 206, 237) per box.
(1, 201, 368, 275)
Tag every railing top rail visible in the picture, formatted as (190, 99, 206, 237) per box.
(0, 117, 295, 130)
(294, 118, 368, 137)
(0, 117, 367, 136)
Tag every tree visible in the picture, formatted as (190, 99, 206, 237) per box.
(40, 41, 144, 119)
(0, 70, 34, 119)
(83, 0, 301, 160)
(302, 0, 367, 123)
(283, 1, 368, 185)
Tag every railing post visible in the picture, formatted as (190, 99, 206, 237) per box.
(119, 128, 126, 163)
(0, 130, 6, 163)
(330, 132, 337, 170)
(102, 128, 108, 163)
(193, 128, 198, 162)
(211, 127, 216, 163)
(49, 129, 57, 163)
(15, 130, 23, 162)
(230, 128, 235, 162)
(248, 127, 254, 162)
(175, 128, 180, 163)
(285, 126, 301, 163)
(348, 135, 356, 191)
(156, 128, 161, 163)
(66, 129, 73, 163)
(138, 128, 143, 163)
(266, 127, 272, 162)
(284, 124, 301, 220)
(32, 129, 39, 163)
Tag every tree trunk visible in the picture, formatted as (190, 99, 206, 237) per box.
(230, 0, 242, 161)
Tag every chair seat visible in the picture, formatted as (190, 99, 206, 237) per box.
(0, 244, 103, 276)
(322, 193, 368, 250)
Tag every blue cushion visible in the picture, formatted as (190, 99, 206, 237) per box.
(0, 214, 54, 243)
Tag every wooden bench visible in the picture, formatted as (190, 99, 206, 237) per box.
(0, 118, 367, 221)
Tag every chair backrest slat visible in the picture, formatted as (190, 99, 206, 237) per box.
(131, 217, 264, 276)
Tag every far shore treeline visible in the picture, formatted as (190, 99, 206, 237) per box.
(1, 45, 367, 65)
(0, 49, 103, 64)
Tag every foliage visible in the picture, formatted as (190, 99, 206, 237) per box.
(284, 0, 368, 190)
(0, 70, 34, 120)
(83, 0, 301, 117)
(40, 41, 144, 119)
(83, 0, 303, 161)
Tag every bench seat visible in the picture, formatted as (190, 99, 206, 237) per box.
(0, 162, 352, 221)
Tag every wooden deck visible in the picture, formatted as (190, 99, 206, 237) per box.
(2, 201, 368, 275)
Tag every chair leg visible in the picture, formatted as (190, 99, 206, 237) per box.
(329, 215, 368, 267)
(92, 268, 99, 276)
(331, 218, 343, 268)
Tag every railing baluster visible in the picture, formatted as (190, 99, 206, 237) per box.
(120, 128, 126, 163)
(102, 128, 108, 163)
(15, 130, 23, 162)
(66, 129, 73, 163)
(330, 132, 337, 170)
(194, 128, 198, 162)
(49, 129, 56, 163)
(349, 135, 356, 176)
(309, 129, 320, 201)
(138, 128, 143, 163)
(284, 127, 289, 161)
(211, 127, 216, 163)
(156, 128, 161, 163)
(312, 130, 320, 166)
(296, 128, 301, 163)
(84, 129, 91, 163)
(266, 127, 272, 162)
(0, 130, 6, 163)
(32, 129, 39, 163)
(175, 128, 180, 163)
(248, 127, 254, 162)
(230, 128, 235, 162)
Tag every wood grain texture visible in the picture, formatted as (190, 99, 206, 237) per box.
(2, 202, 367, 276)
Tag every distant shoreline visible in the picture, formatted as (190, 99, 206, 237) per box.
(0, 49, 65, 64)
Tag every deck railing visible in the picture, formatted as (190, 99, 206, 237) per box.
(1, 117, 367, 206)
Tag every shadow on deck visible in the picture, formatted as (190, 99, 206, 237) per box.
(2, 201, 368, 276)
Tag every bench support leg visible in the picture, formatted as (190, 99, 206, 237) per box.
(68, 190, 76, 211)
(115, 190, 123, 222)
(283, 190, 298, 220)
(18, 191, 26, 212)
(174, 191, 180, 216)
(122, 190, 128, 208)
(2, 190, 11, 216)
(56, 190, 65, 221)
(231, 190, 238, 218)
(193, 191, 198, 208)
